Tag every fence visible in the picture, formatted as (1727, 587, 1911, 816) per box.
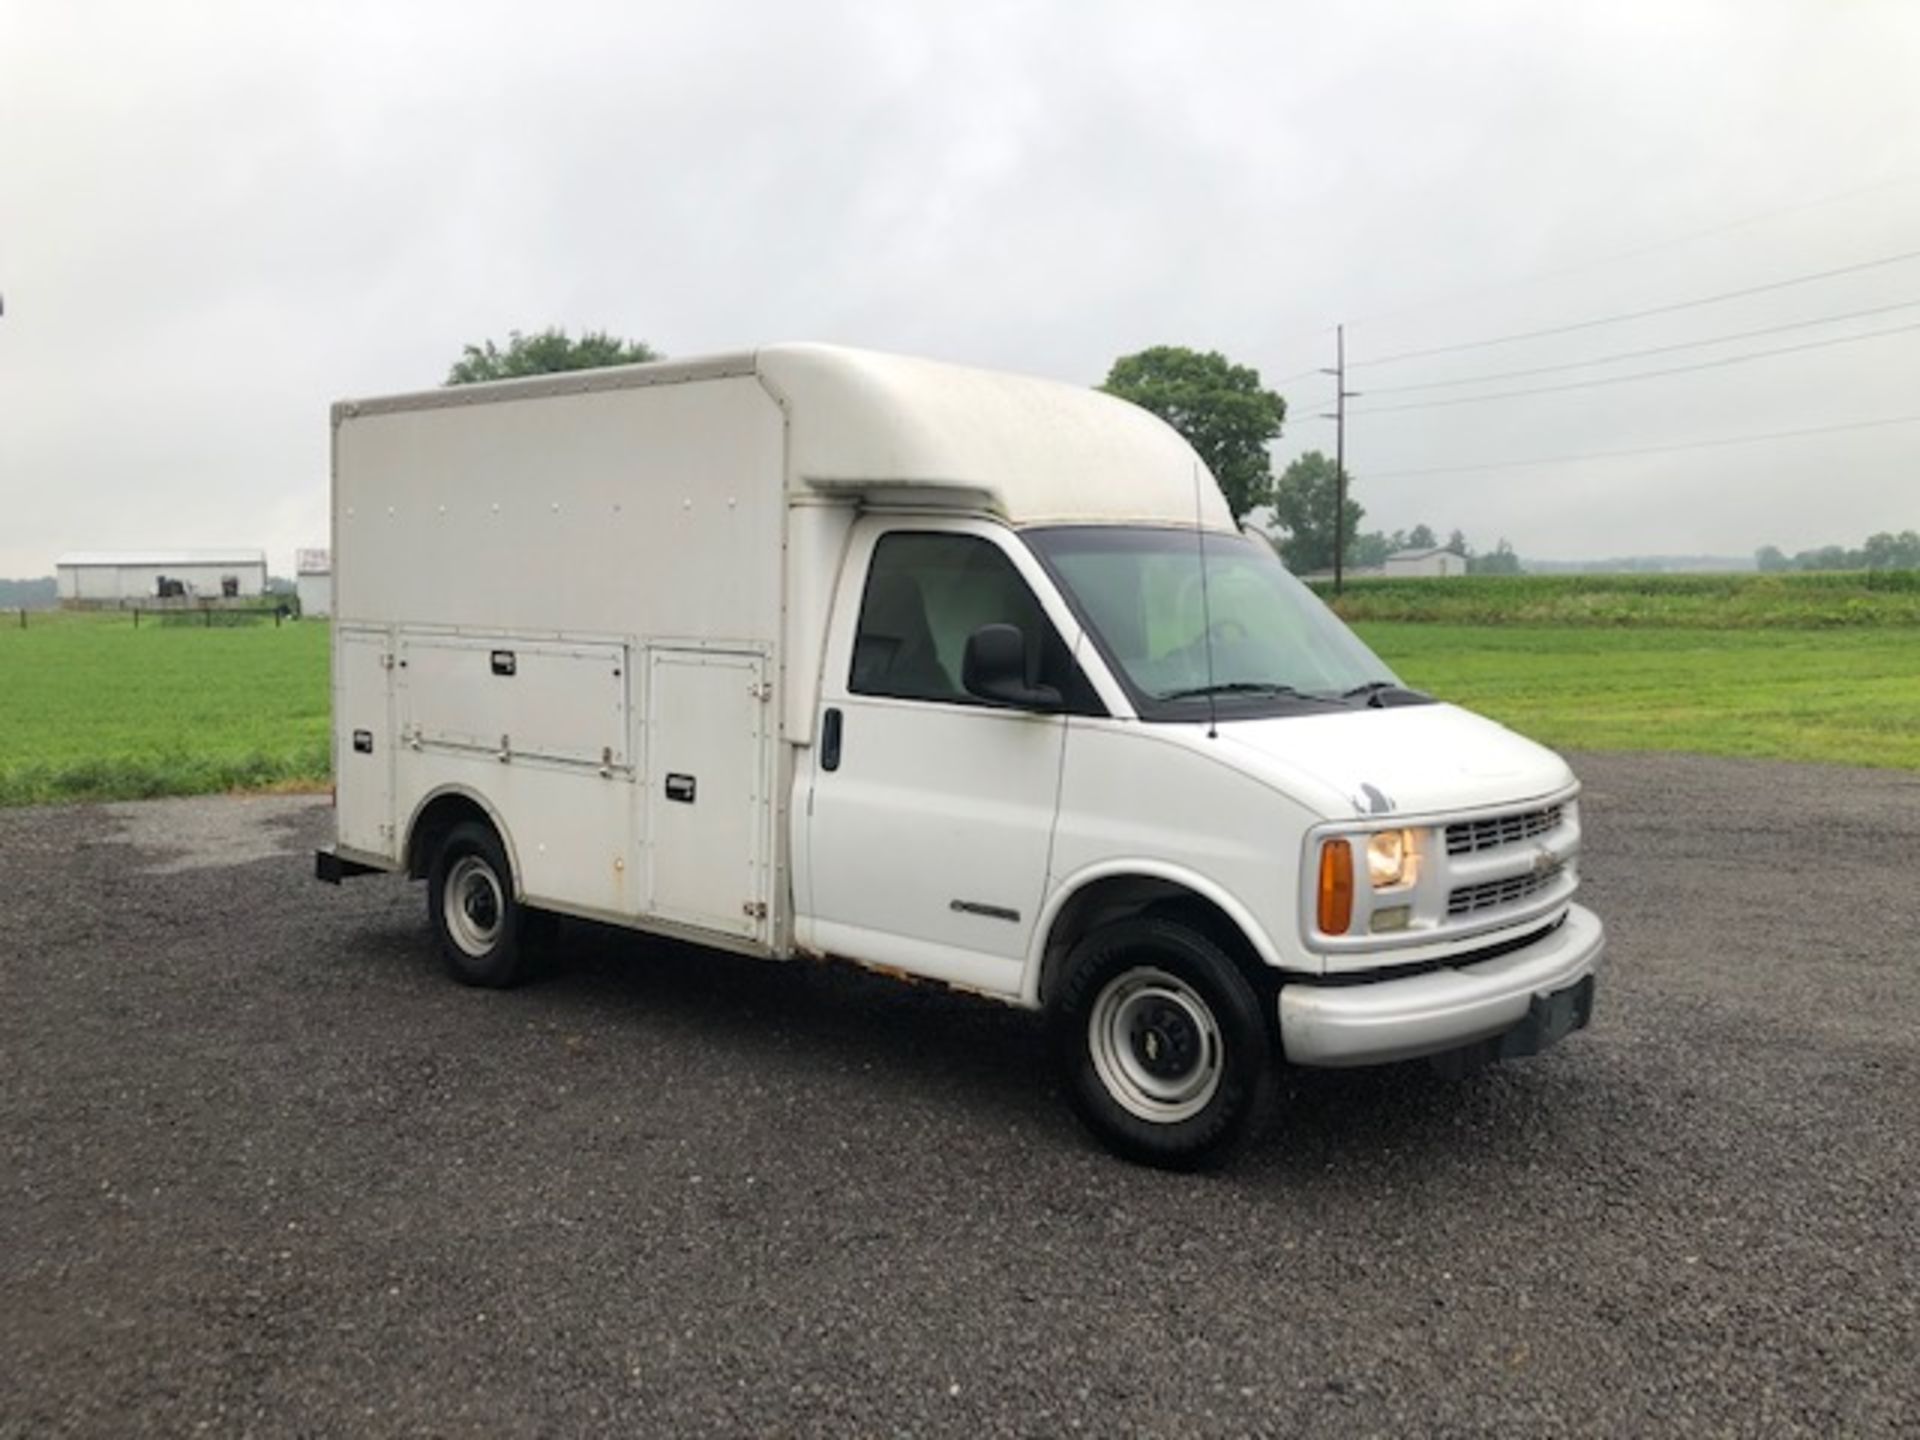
(12, 603, 303, 629)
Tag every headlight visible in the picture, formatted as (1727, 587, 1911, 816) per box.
(1366, 828, 1418, 890)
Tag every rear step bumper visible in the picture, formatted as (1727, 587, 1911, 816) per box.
(314, 846, 390, 885)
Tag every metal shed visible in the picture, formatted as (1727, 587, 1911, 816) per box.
(55, 549, 269, 605)
(295, 548, 332, 618)
(1383, 546, 1468, 578)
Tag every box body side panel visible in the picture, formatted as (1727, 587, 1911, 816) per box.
(334, 377, 784, 639)
(330, 376, 790, 951)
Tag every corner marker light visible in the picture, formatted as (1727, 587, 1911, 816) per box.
(1318, 839, 1354, 935)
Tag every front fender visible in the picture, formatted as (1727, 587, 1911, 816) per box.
(1021, 859, 1289, 1008)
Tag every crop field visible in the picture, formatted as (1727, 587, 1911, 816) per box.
(0, 611, 330, 806)
(1313, 568, 1920, 627)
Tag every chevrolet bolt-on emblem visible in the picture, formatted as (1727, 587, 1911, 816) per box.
(1532, 848, 1558, 876)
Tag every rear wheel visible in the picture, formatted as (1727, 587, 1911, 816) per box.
(1052, 917, 1275, 1169)
(427, 820, 542, 987)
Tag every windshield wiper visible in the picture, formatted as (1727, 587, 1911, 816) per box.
(1337, 680, 1429, 708)
(1157, 682, 1342, 704)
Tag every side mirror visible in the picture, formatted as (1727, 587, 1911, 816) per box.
(962, 624, 1062, 710)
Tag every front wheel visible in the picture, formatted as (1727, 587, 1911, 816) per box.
(1051, 918, 1275, 1169)
(427, 820, 542, 988)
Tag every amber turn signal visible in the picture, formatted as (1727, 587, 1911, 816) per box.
(1318, 839, 1355, 935)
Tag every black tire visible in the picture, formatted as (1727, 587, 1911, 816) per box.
(426, 820, 541, 988)
(1050, 917, 1275, 1170)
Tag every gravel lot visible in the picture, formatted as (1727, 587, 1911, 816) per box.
(2, 754, 1916, 1437)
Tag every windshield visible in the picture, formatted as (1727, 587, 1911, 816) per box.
(1027, 526, 1411, 719)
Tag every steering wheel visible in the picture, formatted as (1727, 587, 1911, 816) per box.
(1206, 617, 1250, 645)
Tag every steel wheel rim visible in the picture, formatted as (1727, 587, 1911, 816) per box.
(444, 855, 504, 957)
(1087, 966, 1224, 1123)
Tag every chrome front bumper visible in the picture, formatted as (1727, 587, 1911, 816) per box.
(1279, 904, 1604, 1068)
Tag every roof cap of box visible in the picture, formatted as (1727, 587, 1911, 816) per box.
(758, 343, 1233, 529)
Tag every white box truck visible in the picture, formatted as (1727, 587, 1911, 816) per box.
(317, 344, 1603, 1168)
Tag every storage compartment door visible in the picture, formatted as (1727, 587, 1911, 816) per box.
(646, 650, 769, 940)
(335, 628, 394, 858)
(398, 636, 629, 769)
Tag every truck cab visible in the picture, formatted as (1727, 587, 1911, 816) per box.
(319, 344, 1603, 1168)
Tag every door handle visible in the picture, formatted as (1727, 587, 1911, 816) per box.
(821, 707, 843, 772)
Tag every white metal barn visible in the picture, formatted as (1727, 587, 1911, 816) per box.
(55, 549, 268, 605)
(296, 548, 332, 617)
(1383, 546, 1467, 578)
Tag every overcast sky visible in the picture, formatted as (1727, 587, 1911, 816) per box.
(3, 0, 1917, 576)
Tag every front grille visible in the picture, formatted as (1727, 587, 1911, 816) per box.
(1446, 803, 1564, 856)
(1448, 861, 1564, 917)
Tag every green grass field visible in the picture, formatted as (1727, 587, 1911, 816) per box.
(2, 570, 1916, 806)
(1358, 623, 1920, 771)
(0, 611, 330, 806)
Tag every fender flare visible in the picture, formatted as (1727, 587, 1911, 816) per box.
(402, 784, 527, 898)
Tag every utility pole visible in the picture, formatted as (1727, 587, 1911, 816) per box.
(1319, 324, 1360, 594)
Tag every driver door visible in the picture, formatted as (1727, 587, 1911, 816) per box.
(801, 521, 1096, 999)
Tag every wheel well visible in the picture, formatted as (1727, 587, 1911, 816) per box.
(1038, 876, 1270, 1006)
(406, 793, 497, 880)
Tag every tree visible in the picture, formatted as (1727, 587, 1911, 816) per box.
(1350, 528, 1404, 568)
(1445, 528, 1471, 558)
(1406, 523, 1437, 551)
(1270, 451, 1364, 572)
(1862, 530, 1920, 570)
(1101, 347, 1287, 523)
(1469, 538, 1524, 575)
(1755, 545, 1790, 572)
(447, 328, 661, 385)
(1793, 544, 1855, 571)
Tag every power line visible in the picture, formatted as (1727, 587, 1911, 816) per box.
(1350, 317, 1920, 414)
(1349, 246, 1920, 368)
(1272, 364, 1331, 387)
(1361, 412, 1920, 481)
(1344, 170, 1920, 331)
(1359, 298, 1920, 396)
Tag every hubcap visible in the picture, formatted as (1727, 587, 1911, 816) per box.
(1087, 966, 1224, 1123)
(443, 855, 504, 957)
(1131, 999, 1201, 1078)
